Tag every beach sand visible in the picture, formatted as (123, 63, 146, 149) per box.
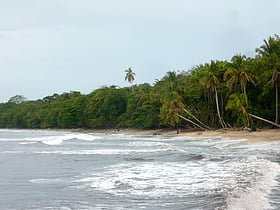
(83, 128, 280, 143)
(177, 129, 280, 143)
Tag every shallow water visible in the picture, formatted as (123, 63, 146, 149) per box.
(0, 129, 279, 209)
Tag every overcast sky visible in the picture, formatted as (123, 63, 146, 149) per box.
(1, 0, 280, 102)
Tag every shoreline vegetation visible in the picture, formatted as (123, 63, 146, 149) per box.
(1, 34, 280, 132)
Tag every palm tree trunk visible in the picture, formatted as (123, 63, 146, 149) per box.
(276, 81, 279, 124)
(177, 114, 205, 130)
(130, 82, 134, 93)
(249, 113, 280, 128)
(214, 87, 225, 128)
(181, 107, 211, 130)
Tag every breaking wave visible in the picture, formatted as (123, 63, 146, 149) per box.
(25, 133, 101, 145)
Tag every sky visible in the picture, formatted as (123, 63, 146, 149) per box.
(1, 0, 280, 102)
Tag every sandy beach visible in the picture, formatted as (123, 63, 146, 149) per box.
(177, 129, 280, 143)
(82, 128, 280, 143)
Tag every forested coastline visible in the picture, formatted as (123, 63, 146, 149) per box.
(1, 35, 280, 130)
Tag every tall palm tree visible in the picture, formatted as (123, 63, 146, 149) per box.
(256, 35, 280, 124)
(224, 54, 255, 97)
(125, 67, 136, 93)
(272, 69, 280, 124)
(265, 57, 280, 124)
(202, 60, 226, 128)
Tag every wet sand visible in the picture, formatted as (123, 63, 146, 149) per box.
(82, 128, 280, 143)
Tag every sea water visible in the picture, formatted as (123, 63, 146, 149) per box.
(0, 129, 279, 210)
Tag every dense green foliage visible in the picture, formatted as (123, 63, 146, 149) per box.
(1, 35, 280, 129)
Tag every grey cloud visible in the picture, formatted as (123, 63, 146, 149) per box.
(1, 0, 280, 102)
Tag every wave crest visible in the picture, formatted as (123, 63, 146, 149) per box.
(24, 133, 101, 145)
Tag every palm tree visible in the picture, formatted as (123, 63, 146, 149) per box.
(256, 34, 280, 57)
(172, 99, 210, 130)
(160, 98, 180, 128)
(272, 69, 280, 124)
(256, 35, 280, 124)
(226, 93, 251, 126)
(202, 60, 226, 128)
(163, 71, 178, 91)
(224, 54, 255, 97)
(265, 58, 280, 124)
(125, 67, 136, 93)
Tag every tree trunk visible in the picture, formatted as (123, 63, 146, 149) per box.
(131, 83, 134, 93)
(214, 87, 226, 128)
(181, 107, 211, 130)
(177, 114, 205, 130)
(275, 81, 279, 124)
(249, 113, 280, 128)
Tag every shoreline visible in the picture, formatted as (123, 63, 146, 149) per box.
(77, 128, 280, 143)
(2, 127, 279, 143)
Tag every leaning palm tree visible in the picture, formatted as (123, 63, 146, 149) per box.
(226, 94, 280, 128)
(125, 67, 136, 93)
(172, 99, 210, 130)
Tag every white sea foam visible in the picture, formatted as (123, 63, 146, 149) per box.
(192, 137, 247, 148)
(22, 133, 101, 145)
(0, 137, 30, 142)
(234, 141, 280, 152)
(127, 141, 170, 147)
(75, 161, 225, 198)
(226, 157, 280, 210)
(103, 133, 172, 142)
(1, 130, 280, 209)
(39, 206, 76, 210)
(0, 129, 34, 133)
(19, 141, 37, 145)
(34, 147, 178, 155)
(1, 151, 25, 154)
(42, 139, 64, 145)
(73, 155, 280, 210)
(71, 133, 102, 141)
(29, 178, 63, 184)
(77, 163, 202, 196)
(25, 135, 68, 145)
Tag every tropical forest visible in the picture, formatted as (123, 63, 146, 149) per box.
(1, 34, 280, 130)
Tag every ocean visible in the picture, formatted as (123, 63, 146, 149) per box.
(0, 129, 279, 210)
